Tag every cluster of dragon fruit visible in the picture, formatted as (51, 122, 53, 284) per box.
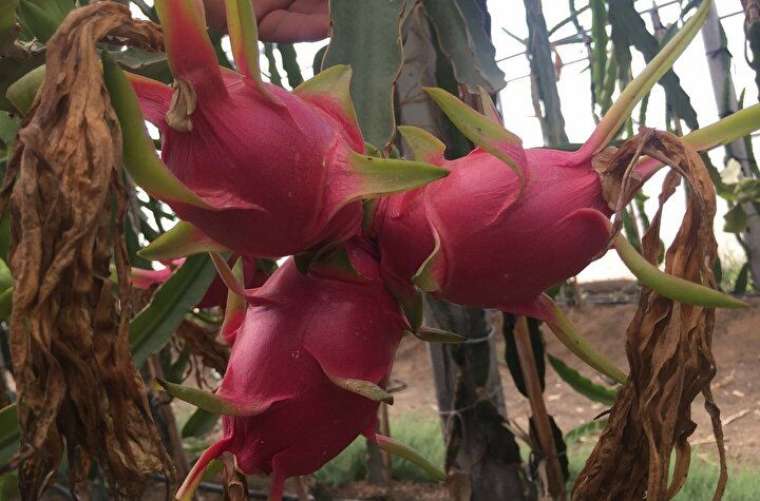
(115, 0, 744, 498)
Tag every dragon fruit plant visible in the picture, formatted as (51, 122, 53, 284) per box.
(374, 0, 746, 383)
(121, 0, 447, 260)
(92, 1, 453, 497)
(159, 240, 444, 500)
(96, 0, 758, 496)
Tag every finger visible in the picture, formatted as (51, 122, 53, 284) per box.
(258, 11, 330, 42)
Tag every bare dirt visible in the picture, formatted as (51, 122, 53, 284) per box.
(388, 293, 760, 467)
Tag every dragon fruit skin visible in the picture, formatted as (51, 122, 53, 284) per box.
(375, 146, 611, 317)
(129, 262, 177, 290)
(132, 69, 364, 258)
(127, 0, 446, 259)
(177, 241, 406, 500)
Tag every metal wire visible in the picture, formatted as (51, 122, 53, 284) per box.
(496, 1, 744, 65)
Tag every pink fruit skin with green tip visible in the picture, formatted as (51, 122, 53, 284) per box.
(181, 240, 406, 499)
(130, 265, 175, 290)
(375, 145, 611, 318)
(129, 0, 371, 259)
(132, 69, 366, 258)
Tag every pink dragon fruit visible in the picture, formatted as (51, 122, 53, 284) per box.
(374, 0, 744, 381)
(163, 239, 443, 500)
(375, 134, 612, 321)
(375, 0, 744, 334)
(123, 0, 446, 259)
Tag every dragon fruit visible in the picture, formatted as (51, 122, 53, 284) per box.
(374, 0, 743, 382)
(378, 0, 743, 315)
(122, 0, 446, 259)
(375, 135, 612, 321)
(161, 240, 443, 500)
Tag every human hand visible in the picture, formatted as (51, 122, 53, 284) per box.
(203, 0, 329, 43)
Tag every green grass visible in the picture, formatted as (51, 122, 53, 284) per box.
(314, 413, 445, 486)
(315, 412, 759, 500)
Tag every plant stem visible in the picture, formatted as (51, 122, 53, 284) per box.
(514, 317, 566, 500)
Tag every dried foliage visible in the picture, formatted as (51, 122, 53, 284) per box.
(574, 131, 727, 500)
(0, 2, 171, 498)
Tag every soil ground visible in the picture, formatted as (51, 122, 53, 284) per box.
(389, 289, 760, 465)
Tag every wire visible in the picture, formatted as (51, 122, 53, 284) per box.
(496, 1, 744, 64)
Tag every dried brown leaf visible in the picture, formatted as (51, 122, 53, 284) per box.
(573, 131, 727, 500)
(0, 2, 171, 498)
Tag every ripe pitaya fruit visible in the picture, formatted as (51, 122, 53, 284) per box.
(122, 0, 447, 259)
(161, 240, 443, 500)
(375, 132, 612, 319)
(374, 0, 742, 382)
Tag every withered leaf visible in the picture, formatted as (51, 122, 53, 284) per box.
(0, 2, 172, 498)
(573, 131, 727, 500)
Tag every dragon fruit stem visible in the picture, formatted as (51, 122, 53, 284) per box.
(176, 440, 228, 501)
